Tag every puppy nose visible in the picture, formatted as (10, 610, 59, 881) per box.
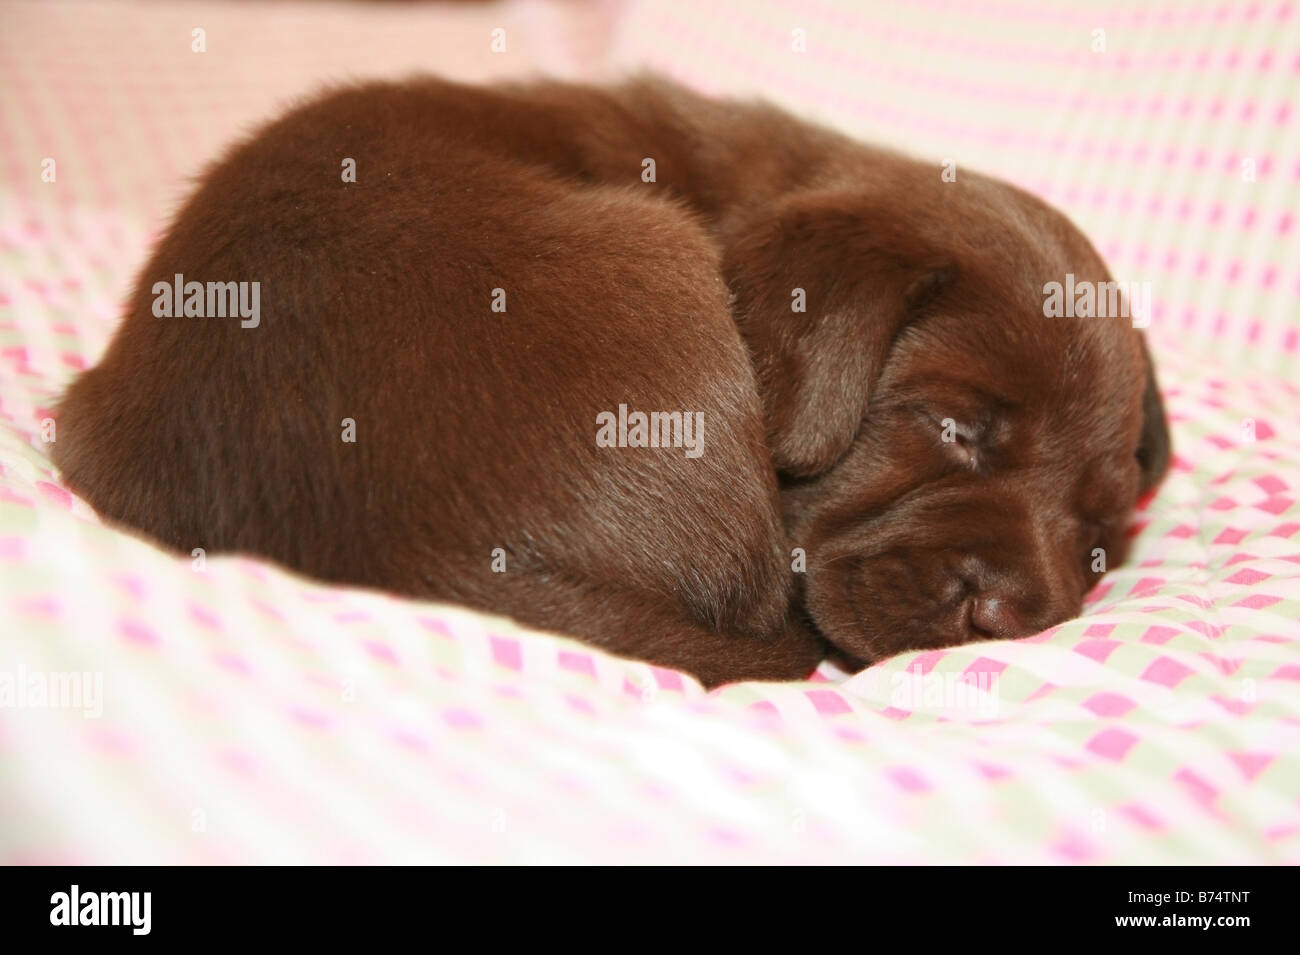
(967, 594, 1025, 639)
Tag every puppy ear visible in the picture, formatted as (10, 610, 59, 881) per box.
(722, 192, 952, 477)
(1135, 336, 1171, 495)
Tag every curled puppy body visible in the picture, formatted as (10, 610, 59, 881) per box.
(53, 76, 1170, 686)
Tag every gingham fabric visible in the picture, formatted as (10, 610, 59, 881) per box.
(1, 0, 1297, 863)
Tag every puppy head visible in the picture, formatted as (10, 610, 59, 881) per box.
(724, 170, 1170, 667)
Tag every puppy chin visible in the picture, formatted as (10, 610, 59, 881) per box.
(804, 550, 972, 669)
(800, 553, 935, 670)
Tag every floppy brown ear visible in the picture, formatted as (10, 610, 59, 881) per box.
(1135, 336, 1171, 495)
(721, 191, 952, 477)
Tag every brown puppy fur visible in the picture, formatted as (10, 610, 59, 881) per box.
(53, 76, 1170, 686)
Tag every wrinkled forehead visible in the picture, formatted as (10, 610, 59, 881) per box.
(889, 276, 1146, 439)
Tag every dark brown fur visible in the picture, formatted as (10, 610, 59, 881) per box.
(53, 76, 1170, 686)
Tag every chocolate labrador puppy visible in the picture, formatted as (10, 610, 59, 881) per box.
(53, 76, 1170, 686)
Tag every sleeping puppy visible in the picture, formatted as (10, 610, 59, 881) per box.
(52, 76, 1170, 687)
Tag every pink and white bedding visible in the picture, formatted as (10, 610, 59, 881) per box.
(1, 0, 1298, 863)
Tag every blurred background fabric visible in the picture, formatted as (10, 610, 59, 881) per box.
(1, 0, 1298, 863)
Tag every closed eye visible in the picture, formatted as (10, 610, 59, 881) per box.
(936, 416, 981, 470)
(900, 401, 994, 472)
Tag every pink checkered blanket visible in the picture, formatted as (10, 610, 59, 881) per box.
(1, 0, 1297, 863)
